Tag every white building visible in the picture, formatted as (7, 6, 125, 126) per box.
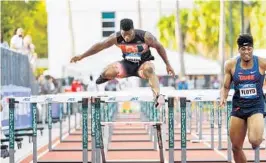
(46, 0, 195, 78)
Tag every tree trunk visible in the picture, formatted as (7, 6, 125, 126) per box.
(137, 0, 142, 28)
(67, 0, 75, 57)
(175, 0, 185, 78)
(219, 0, 226, 86)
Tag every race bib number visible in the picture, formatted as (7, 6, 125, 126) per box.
(125, 53, 141, 63)
(239, 84, 257, 99)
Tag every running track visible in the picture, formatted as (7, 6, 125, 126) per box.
(20, 112, 266, 163)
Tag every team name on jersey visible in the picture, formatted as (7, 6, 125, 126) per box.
(118, 44, 148, 53)
(238, 75, 255, 81)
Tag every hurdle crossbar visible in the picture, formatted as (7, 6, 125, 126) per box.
(101, 122, 163, 126)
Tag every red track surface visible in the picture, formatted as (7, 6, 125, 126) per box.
(21, 113, 266, 163)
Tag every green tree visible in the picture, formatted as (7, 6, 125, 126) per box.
(157, 0, 266, 60)
(248, 1, 266, 48)
(1, 1, 47, 58)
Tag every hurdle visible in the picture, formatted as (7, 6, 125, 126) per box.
(181, 98, 217, 150)
(98, 95, 166, 151)
(93, 95, 173, 163)
(47, 96, 90, 151)
(9, 95, 89, 161)
(7, 96, 48, 163)
(174, 89, 266, 163)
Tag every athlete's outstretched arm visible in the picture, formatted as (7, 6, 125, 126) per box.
(220, 60, 233, 107)
(70, 33, 117, 63)
(144, 32, 175, 76)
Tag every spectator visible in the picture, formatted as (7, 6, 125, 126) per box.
(187, 76, 195, 89)
(168, 77, 175, 88)
(22, 35, 37, 70)
(23, 35, 35, 55)
(38, 74, 50, 95)
(0, 32, 9, 48)
(10, 28, 24, 52)
(86, 75, 98, 91)
(177, 77, 188, 90)
(211, 76, 220, 89)
(71, 79, 83, 92)
(48, 76, 56, 93)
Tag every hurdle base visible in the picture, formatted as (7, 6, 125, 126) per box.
(37, 160, 164, 163)
(113, 127, 146, 130)
(111, 140, 151, 142)
(173, 160, 266, 163)
(69, 132, 92, 136)
(166, 147, 212, 150)
(51, 148, 92, 152)
(61, 140, 92, 143)
(220, 147, 266, 150)
(37, 160, 266, 163)
(112, 133, 149, 135)
(108, 148, 155, 151)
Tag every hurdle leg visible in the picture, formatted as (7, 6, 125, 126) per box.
(155, 124, 164, 163)
(67, 103, 71, 134)
(180, 98, 187, 163)
(226, 102, 232, 162)
(100, 132, 106, 163)
(218, 108, 222, 150)
(103, 103, 109, 153)
(196, 102, 199, 133)
(108, 104, 112, 143)
(32, 103, 38, 163)
(144, 102, 149, 131)
(75, 112, 77, 130)
(254, 147, 260, 163)
(176, 101, 180, 128)
(153, 106, 158, 150)
(94, 97, 102, 163)
(187, 101, 192, 134)
(81, 103, 84, 129)
(199, 102, 203, 140)
(48, 102, 53, 151)
(99, 102, 106, 163)
(82, 98, 89, 163)
(210, 102, 214, 149)
(149, 102, 154, 141)
(9, 98, 15, 163)
(168, 97, 175, 163)
(161, 105, 167, 157)
(91, 99, 96, 163)
(60, 103, 63, 142)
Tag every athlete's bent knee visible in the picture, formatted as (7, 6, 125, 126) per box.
(232, 145, 243, 153)
(143, 65, 154, 77)
(249, 137, 263, 147)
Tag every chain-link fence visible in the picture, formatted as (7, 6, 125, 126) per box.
(1, 47, 39, 95)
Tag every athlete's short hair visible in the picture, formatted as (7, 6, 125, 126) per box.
(237, 34, 253, 49)
(120, 18, 134, 31)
